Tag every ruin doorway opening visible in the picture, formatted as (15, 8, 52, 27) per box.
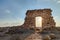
(35, 17, 42, 28)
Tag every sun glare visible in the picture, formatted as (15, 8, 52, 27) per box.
(35, 17, 42, 27)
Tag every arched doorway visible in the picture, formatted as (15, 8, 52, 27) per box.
(35, 17, 42, 27)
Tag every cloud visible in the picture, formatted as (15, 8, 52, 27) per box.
(0, 18, 24, 27)
(5, 9, 11, 14)
(54, 16, 60, 26)
(57, 0, 60, 3)
(54, 16, 58, 20)
(52, 0, 56, 1)
(36, 0, 49, 1)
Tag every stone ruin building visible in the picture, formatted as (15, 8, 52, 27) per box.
(22, 9, 56, 30)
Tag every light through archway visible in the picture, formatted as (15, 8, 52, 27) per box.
(35, 17, 42, 27)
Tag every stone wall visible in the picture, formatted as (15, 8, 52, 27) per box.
(23, 9, 56, 29)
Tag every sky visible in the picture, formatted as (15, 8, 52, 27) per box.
(0, 0, 60, 27)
